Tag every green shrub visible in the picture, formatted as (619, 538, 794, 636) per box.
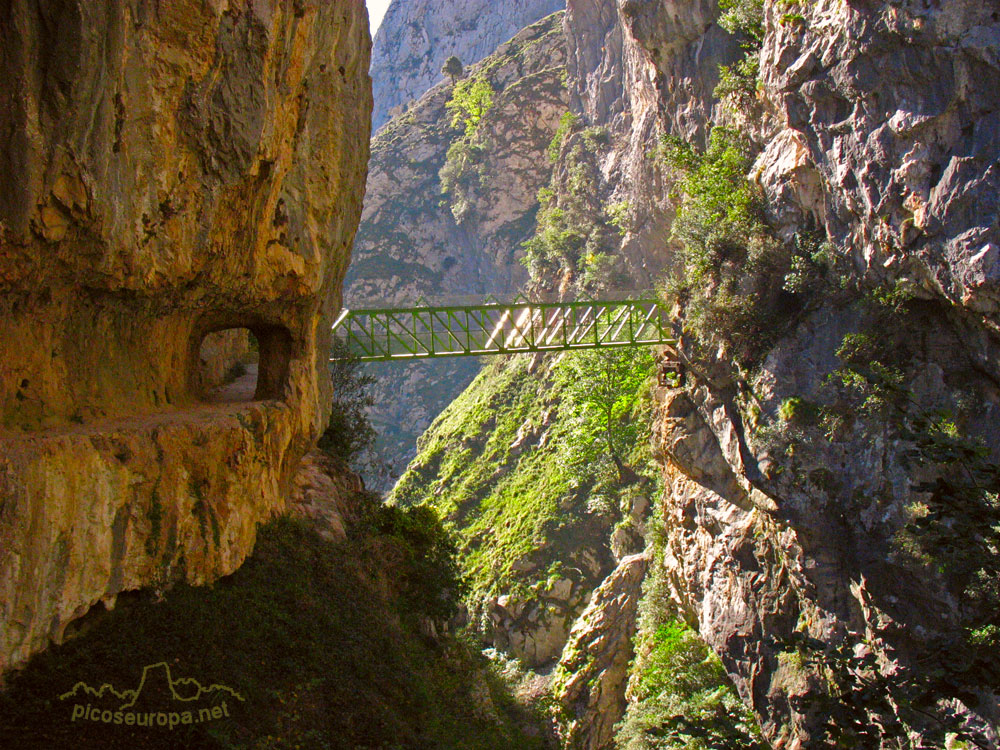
(607, 200, 632, 236)
(445, 76, 495, 137)
(661, 127, 788, 365)
(549, 110, 579, 162)
(440, 138, 488, 222)
(715, 0, 765, 114)
(616, 621, 765, 749)
(718, 0, 765, 43)
(439, 76, 496, 222)
(777, 397, 819, 426)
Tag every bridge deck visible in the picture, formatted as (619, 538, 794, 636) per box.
(331, 299, 674, 361)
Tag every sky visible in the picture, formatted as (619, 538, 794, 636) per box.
(366, 0, 392, 36)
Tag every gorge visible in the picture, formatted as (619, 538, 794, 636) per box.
(1, 1, 999, 749)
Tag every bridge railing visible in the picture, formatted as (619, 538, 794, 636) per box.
(331, 299, 674, 361)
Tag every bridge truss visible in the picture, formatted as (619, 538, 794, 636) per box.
(331, 298, 674, 361)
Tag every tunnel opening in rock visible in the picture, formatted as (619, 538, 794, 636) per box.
(196, 324, 294, 404)
(198, 328, 261, 403)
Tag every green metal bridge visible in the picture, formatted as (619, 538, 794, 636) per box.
(331, 297, 674, 361)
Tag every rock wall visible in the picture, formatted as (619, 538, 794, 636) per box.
(562, 0, 741, 286)
(605, 0, 1000, 745)
(370, 0, 565, 131)
(552, 552, 648, 749)
(528, 0, 1000, 745)
(346, 13, 569, 482)
(0, 0, 371, 674)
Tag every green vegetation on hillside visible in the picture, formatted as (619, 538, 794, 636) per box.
(661, 127, 779, 364)
(715, 0, 764, 113)
(661, 128, 831, 366)
(446, 77, 495, 137)
(521, 117, 625, 291)
(391, 348, 656, 619)
(439, 75, 496, 223)
(0, 505, 548, 750)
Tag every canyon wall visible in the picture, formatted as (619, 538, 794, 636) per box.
(0, 0, 371, 674)
(389, 0, 1000, 746)
(370, 0, 565, 131)
(601, 0, 1000, 745)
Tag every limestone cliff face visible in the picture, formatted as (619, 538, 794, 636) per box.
(0, 0, 371, 674)
(755, 0, 1000, 314)
(346, 13, 569, 481)
(596, 0, 1000, 745)
(370, 0, 565, 131)
(561, 0, 740, 287)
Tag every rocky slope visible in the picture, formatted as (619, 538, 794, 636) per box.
(0, 0, 371, 675)
(386, 0, 1000, 747)
(346, 13, 570, 483)
(595, 0, 1000, 746)
(370, 0, 565, 131)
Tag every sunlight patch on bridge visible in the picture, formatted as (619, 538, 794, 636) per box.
(331, 299, 674, 361)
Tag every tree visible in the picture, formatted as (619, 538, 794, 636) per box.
(320, 338, 391, 483)
(445, 76, 494, 136)
(560, 346, 654, 485)
(442, 55, 463, 85)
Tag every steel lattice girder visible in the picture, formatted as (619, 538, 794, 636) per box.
(330, 300, 674, 361)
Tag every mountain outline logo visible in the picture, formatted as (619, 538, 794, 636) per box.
(59, 662, 244, 730)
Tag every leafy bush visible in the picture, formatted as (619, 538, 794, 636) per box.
(661, 127, 789, 365)
(445, 76, 495, 137)
(777, 396, 819, 426)
(616, 621, 765, 749)
(718, 0, 765, 44)
(371, 502, 467, 621)
(440, 138, 489, 222)
(607, 200, 633, 236)
(714, 55, 760, 113)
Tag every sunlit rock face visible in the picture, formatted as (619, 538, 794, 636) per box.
(0, 0, 371, 674)
(755, 0, 1000, 316)
(370, 0, 564, 131)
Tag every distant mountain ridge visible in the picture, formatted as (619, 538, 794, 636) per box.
(370, 0, 564, 131)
